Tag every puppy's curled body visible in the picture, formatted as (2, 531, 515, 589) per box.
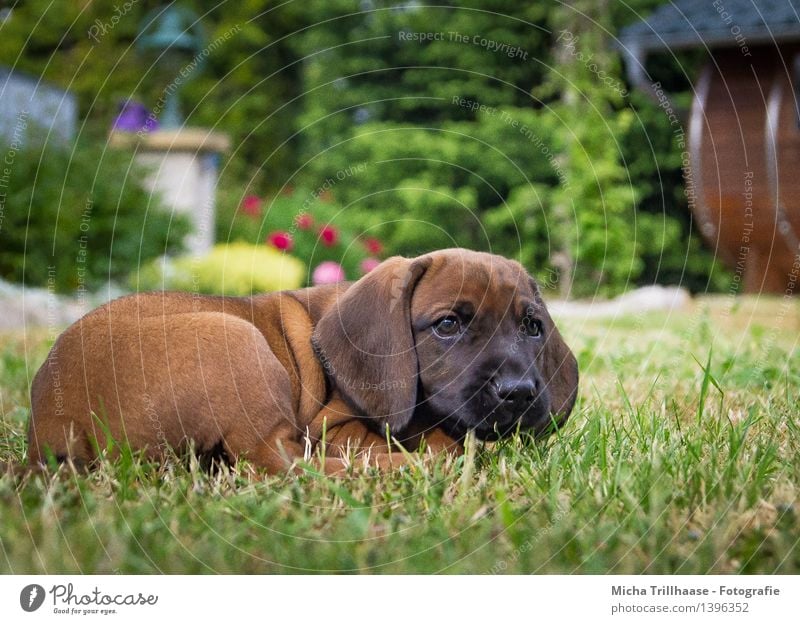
(28, 250, 578, 474)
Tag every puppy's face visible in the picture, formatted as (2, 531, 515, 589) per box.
(312, 249, 578, 440)
(411, 252, 553, 439)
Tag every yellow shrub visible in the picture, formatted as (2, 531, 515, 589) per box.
(134, 243, 306, 295)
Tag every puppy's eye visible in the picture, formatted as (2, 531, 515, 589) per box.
(432, 316, 462, 338)
(523, 316, 543, 337)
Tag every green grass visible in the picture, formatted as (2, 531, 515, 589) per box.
(1, 296, 798, 573)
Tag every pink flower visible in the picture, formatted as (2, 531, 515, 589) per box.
(312, 261, 346, 285)
(267, 231, 293, 252)
(364, 237, 383, 255)
(360, 257, 381, 274)
(240, 195, 262, 217)
(319, 225, 339, 247)
(295, 213, 314, 230)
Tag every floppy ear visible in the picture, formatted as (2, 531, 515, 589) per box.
(532, 282, 579, 425)
(312, 255, 431, 433)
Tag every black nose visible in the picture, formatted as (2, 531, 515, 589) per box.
(494, 379, 537, 408)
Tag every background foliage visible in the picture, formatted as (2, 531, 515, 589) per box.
(0, 0, 728, 295)
(0, 131, 187, 293)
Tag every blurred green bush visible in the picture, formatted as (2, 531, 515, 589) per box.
(289, 1, 728, 296)
(134, 242, 305, 296)
(0, 132, 188, 293)
(2, 0, 730, 296)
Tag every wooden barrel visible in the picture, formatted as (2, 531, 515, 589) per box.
(689, 46, 800, 293)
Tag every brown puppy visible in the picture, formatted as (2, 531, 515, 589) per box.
(27, 249, 578, 474)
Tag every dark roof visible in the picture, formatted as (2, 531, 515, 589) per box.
(618, 0, 800, 52)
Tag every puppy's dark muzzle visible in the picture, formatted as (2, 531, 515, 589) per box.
(494, 378, 537, 412)
(472, 377, 550, 439)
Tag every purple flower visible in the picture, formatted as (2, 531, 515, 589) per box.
(113, 100, 157, 133)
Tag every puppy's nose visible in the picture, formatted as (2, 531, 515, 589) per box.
(495, 379, 537, 408)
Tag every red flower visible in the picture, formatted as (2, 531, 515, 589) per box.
(364, 237, 383, 255)
(240, 195, 262, 217)
(295, 212, 314, 230)
(319, 225, 339, 247)
(267, 231, 293, 252)
(318, 189, 334, 203)
(280, 185, 295, 197)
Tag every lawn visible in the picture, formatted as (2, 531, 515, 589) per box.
(0, 296, 798, 574)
